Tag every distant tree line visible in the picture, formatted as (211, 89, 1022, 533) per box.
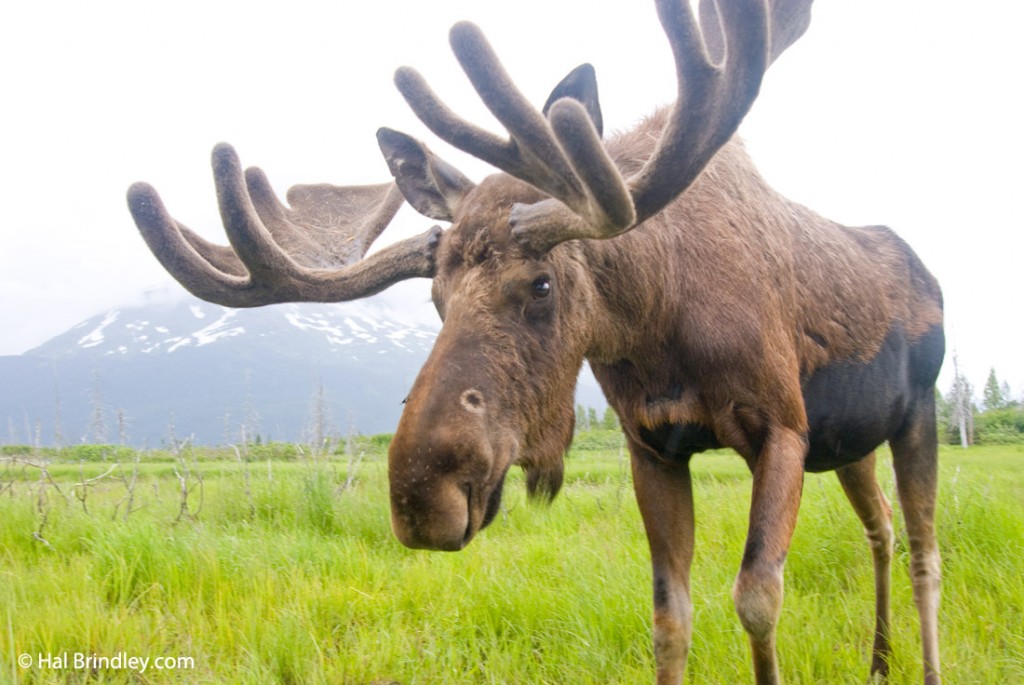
(938, 364, 1024, 446)
(575, 404, 619, 433)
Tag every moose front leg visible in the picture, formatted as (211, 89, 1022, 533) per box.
(733, 426, 807, 685)
(630, 442, 695, 685)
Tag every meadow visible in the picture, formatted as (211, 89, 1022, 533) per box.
(1, 438, 1022, 684)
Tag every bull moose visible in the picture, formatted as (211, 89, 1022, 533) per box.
(126, 0, 945, 682)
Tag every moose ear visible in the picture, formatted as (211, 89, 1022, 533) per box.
(377, 128, 476, 222)
(542, 63, 603, 139)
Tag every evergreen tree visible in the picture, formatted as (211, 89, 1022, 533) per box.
(601, 406, 619, 430)
(575, 403, 590, 432)
(982, 368, 1007, 412)
(1001, 381, 1016, 408)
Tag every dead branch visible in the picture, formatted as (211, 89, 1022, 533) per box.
(71, 461, 120, 516)
(171, 453, 204, 525)
(338, 450, 365, 494)
(0, 457, 69, 504)
(230, 443, 256, 520)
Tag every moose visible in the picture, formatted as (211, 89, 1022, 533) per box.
(127, 0, 944, 682)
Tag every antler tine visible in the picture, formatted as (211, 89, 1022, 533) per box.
(627, 0, 770, 225)
(127, 143, 438, 307)
(396, 22, 596, 219)
(129, 181, 250, 304)
(211, 144, 306, 282)
(447, 22, 589, 207)
(765, 0, 814, 64)
(547, 98, 636, 230)
(394, 68, 515, 178)
(178, 224, 247, 278)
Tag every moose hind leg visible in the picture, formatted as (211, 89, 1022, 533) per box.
(891, 395, 942, 684)
(836, 451, 894, 679)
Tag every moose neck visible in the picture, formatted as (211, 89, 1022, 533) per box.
(577, 129, 790, 364)
(571, 129, 823, 453)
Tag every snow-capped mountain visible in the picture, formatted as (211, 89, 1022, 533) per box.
(2, 290, 607, 447)
(34, 293, 438, 362)
(3, 292, 441, 446)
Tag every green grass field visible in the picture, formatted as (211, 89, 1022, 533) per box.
(1, 441, 1022, 684)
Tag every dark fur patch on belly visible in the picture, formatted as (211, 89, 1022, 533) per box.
(802, 324, 943, 472)
(638, 422, 722, 461)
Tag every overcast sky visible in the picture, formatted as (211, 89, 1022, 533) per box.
(2, 1, 1022, 394)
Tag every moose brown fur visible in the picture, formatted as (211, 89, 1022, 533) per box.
(128, 1, 944, 683)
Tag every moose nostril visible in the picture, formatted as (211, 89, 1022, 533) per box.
(460, 388, 486, 414)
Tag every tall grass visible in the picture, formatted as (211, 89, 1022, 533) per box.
(1, 443, 1022, 683)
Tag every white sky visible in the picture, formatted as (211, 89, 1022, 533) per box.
(1, 1, 1022, 395)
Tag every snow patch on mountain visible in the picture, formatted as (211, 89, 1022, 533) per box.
(192, 309, 245, 347)
(284, 311, 346, 340)
(77, 311, 120, 349)
(166, 337, 192, 353)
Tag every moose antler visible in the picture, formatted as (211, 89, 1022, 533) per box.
(127, 143, 440, 307)
(393, 0, 812, 253)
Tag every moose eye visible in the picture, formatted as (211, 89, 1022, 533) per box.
(531, 276, 552, 300)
